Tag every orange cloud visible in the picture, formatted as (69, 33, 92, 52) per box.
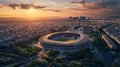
(8, 4, 46, 9)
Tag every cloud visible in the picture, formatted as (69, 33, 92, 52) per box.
(44, 9, 61, 12)
(70, 0, 85, 4)
(68, 8, 88, 11)
(70, 0, 120, 10)
(8, 4, 46, 9)
(0, 3, 62, 13)
(68, 0, 120, 17)
(85, 1, 119, 10)
(70, 0, 85, 6)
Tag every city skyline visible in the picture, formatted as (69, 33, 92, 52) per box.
(0, 0, 120, 67)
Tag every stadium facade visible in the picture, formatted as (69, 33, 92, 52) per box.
(39, 32, 91, 52)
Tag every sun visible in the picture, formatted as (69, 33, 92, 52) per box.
(29, 8, 36, 13)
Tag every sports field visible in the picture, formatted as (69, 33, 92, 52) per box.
(55, 38, 75, 42)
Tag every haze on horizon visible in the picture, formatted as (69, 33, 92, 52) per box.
(0, 0, 120, 19)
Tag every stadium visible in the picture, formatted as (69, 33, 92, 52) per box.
(40, 32, 90, 51)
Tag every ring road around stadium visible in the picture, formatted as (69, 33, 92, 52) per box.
(39, 32, 90, 51)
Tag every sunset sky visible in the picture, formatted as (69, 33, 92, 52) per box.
(0, 0, 120, 19)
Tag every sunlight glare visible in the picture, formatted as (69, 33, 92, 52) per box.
(29, 8, 36, 13)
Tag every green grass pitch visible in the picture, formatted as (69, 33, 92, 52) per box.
(55, 38, 75, 42)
